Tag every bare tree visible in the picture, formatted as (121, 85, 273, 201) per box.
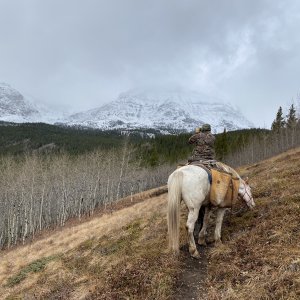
(0, 144, 174, 249)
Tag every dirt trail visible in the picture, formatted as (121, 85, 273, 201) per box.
(174, 245, 208, 300)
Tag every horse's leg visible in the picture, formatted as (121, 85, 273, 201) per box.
(214, 208, 227, 246)
(194, 206, 205, 239)
(198, 206, 211, 246)
(186, 207, 201, 259)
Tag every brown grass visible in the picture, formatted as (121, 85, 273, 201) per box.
(0, 187, 180, 300)
(204, 147, 300, 299)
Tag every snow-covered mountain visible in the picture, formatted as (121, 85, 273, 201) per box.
(0, 82, 40, 122)
(66, 89, 254, 133)
(0, 84, 254, 133)
(0, 82, 62, 123)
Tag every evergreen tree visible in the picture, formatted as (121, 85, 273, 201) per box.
(286, 104, 298, 129)
(148, 146, 159, 166)
(215, 128, 228, 160)
(271, 106, 285, 132)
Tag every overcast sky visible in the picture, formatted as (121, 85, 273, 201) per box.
(0, 0, 300, 128)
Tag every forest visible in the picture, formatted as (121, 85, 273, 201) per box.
(0, 121, 269, 165)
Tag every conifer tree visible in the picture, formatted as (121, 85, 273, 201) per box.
(215, 128, 228, 160)
(286, 104, 297, 129)
(271, 106, 285, 132)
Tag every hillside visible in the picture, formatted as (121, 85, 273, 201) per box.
(0, 122, 127, 155)
(1, 148, 300, 299)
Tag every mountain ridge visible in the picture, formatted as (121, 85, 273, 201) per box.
(0, 83, 254, 133)
(0, 82, 64, 123)
(66, 89, 254, 133)
(0, 82, 39, 121)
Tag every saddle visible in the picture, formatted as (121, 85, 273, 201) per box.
(184, 160, 240, 208)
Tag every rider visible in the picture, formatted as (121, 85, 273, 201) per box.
(188, 123, 216, 162)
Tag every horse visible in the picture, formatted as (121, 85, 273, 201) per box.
(167, 162, 255, 259)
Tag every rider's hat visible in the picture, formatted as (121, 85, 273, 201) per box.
(201, 124, 211, 132)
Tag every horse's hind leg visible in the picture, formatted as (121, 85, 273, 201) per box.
(186, 208, 200, 259)
(198, 206, 211, 246)
(214, 208, 227, 246)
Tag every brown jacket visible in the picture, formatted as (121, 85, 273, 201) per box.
(188, 131, 216, 160)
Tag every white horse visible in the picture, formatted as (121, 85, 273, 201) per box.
(167, 162, 255, 258)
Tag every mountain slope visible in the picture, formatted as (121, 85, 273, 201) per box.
(66, 90, 254, 133)
(0, 82, 63, 123)
(0, 82, 39, 122)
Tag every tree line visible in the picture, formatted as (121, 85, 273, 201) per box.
(224, 103, 300, 166)
(136, 128, 270, 166)
(271, 104, 298, 132)
(0, 121, 270, 166)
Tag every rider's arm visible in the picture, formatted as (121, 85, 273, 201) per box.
(205, 134, 216, 146)
(188, 133, 201, 144)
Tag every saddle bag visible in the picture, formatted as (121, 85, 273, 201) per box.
(210, 169, 240, 207)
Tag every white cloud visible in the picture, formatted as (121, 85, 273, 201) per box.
(0, 0, 299, 127)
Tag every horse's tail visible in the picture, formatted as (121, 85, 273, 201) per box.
(167, 170, 183, 254)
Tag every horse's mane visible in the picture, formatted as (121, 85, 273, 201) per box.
(216, 162, 241, 180)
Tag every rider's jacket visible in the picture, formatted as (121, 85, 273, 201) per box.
(188, 131, 216, 160)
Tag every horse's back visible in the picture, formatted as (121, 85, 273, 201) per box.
(169, 165, 209, 182)
(169, 165, 211, 205)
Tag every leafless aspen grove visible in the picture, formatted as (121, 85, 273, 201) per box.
(0, 146, 173, 249)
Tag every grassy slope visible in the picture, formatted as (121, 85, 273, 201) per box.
(1, 148, 300, 299)
(0, 187, 178, 300)
(206, 147, 300, 299)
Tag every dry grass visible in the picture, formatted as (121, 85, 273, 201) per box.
(204, 147, 300, 299)
(0, 186, 167, 284)
(0, 187, 180, 300)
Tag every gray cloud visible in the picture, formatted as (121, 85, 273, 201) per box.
(0, 0, 300, 126)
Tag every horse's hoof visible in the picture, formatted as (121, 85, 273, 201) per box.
(191, 251, 200, 259)
(198, 238, 207, 246)
(189, 247, 200, 259)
